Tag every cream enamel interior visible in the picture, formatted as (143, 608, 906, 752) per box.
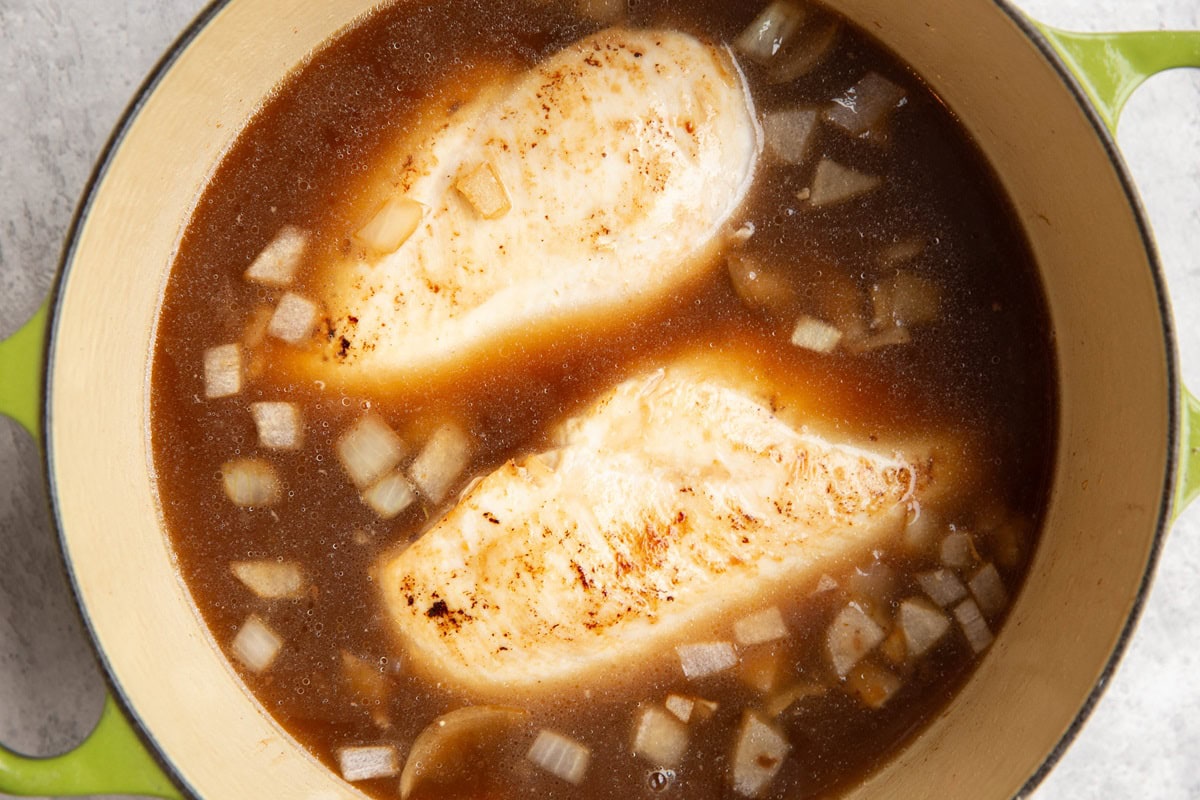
(47, 0, 1172, 798)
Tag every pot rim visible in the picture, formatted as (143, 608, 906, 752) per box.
(36, 1, 1181, 798)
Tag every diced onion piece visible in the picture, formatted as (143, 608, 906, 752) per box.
(728, 255, 796, 316)
(677, 641, 738, 679)
(968, 563, 1009, 618)
(575, 0, 625, 23)
(340, 650, 390, 705)
(825, 72, 906, 136)
(790, 315, 842, 353)
(230, 560, 305, 599)
(231, 614, 282, 673)
(845, 662, 902, 709)
(898, 597, 951, 658)
(244, 226, 307, 286)
(842, 324, 911, 354)
(891, 271, 942, 327)
(764, 682, 824, 718)
(766, 14, 840, 84)
(734, 1, 805, 65)
(221, 458, 281, 507)
(363, 472, 417, 519)
(808, 159, 881, 207)
(879, 628, 907, 665)
(827, 603, 885, 677)
(267, 292, 319, 344)
(409, 422, 472, 504)
(813, 574, 838, 594)
(734, 607, 788, 646)
(401, 706, 528, 799)
(355, 197, 423, 254)
(762, 108, 818, 165)
(902, 508, 941, 552)
(845, 561, 895, 605)
(879, 237, 925, 269)
(954, 598, 995, 653)
(940, 530, 977, 569)
(692, 697, 719, 722)
(203, 343, 242, 399)
(731, 711, 790, 798)
(338, 745, 399, 782)
(739, 646, 782, 693)
(664, 694, 695, 723)
(916, 569, 968, 608)
(250, 401, 303, 450)
(526, 729, 590, 785)
(337, 415, 406, 489)
(455, 161, 511, 219)
(632, 706, 689, 767)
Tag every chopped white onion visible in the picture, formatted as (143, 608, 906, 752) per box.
(340, 650, 389, 705)
(354, 197, 423, 254)
(734, 1, 805, 64)
(231, 614, 283, 673)
(632, 705, 689, 768)
(790, 315, 842, 353)
(337, 415, 407, 489)
(677, 641, 738, 679)
(879, 237, 925, 269)
(250, 401, 303, 450)
(940, 530, 977, 569)
(728, 255, 796, 316)
(845, 662, 902, 709)
(898, 597, 950, 658)
(409, 422, 472, 504)
(763, 682, 824, 718)
(890, 270, 942, 327)
(244, 226, 308, 286)
(762, 108, 818, 165)
(813, 574, 838, 594)
(954, 598, 995, 653)
(455, 161, 511, 219)
(916, 569, 968, 608)
(734, 607, 788, 646)
(526, 729, 590, 785)
(902, 507, 941, 552)
(807, 158, 881, 207)
(230, 560, 305, 600)
(221, 458, 281, 508)
(739, 646, 782, 694)
(826, 603, 885, 677)
(968, 563, 1009, 618)
(842, 324, 912, 354)
(845, 561, 895, 605)
(203, 343, 242, 399)
(664, 694, 695, 723)
(267, 291, 319, 344)
(338, 745, 399, 782)
(363, 472, 417, 519)
(825, 72, 906, 137)
(731, 711, 790, 798)
(766, 14, 840, 83)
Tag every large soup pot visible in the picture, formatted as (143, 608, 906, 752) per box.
(0, 0, 1198, 797)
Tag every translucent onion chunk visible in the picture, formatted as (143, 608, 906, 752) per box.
(526, 729, 590, 785)
(664, 694, 695, 723)
(940, 530, 977, 569)
(231, 614, 282, 673)
(409, 422, 472, 504)
(267, 291, 319, 344)
(230, 560, 305, 600)
(808, 158, 880, 206)
(825, 72, 906, 136)
(889, 270, 942, 327)
(968, 563, 1009, 618)
(734, 1, 805, 65)
(826, 603, 885, 677)
(733, 607, 788, 646)
(400, 706, 528, 799)
(337, 415, 407, 489)
(676, 641, 738, 679)
(916, 568, 968, 608)
(845, 662, 902, 709)
(763, 682, 824, 718)
(203, 343, 242, 399)
(221, 458, 281, 508)
(632, 705, 689, 768)
(338, 745, 399, 782)
(244, 226, 308, 286)
(731, 711, 790, 798)
(897, 597, 950, 658)
(455, 161, 511, 219)
(954, 598, 995, 653)
(727, 255, 796, 317)
(790, 315, 842, 353)
(363, 472, 417, 519)
(355, 197, 423, 254)
(762, 108, 818, 165)
(250, 401, 303, 450)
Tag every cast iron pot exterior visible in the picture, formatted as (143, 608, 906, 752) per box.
(1, 0, 1196, 797)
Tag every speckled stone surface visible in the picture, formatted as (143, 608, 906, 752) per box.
(0, 1, 1197, 798)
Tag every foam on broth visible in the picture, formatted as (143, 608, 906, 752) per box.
(150, 0, 1057, 797)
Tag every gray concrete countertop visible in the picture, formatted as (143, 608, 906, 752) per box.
(1, 1, 1197, 798)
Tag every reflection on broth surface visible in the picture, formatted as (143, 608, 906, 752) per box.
(150, 0, 1057, 797)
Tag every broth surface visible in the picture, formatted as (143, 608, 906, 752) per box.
(150, 1, 1058, 797)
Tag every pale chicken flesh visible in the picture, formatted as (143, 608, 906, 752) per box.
(299, 28, 760, 386)
(377, 359, 952, 698)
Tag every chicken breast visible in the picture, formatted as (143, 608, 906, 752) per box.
(298, 28, 760, 386)
(377, 359, 951, 698)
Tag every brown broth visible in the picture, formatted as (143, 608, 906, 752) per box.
(150, 1, 1058, 797)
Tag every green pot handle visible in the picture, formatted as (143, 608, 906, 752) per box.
(1036, 25, 1200, 519)
(0, 307, 181, 797)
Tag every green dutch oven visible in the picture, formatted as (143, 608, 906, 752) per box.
(0, 0, 1198, 797)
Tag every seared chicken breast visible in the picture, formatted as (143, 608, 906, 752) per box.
(377, 359, 953, 698)
(299, 28, 760, 386)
